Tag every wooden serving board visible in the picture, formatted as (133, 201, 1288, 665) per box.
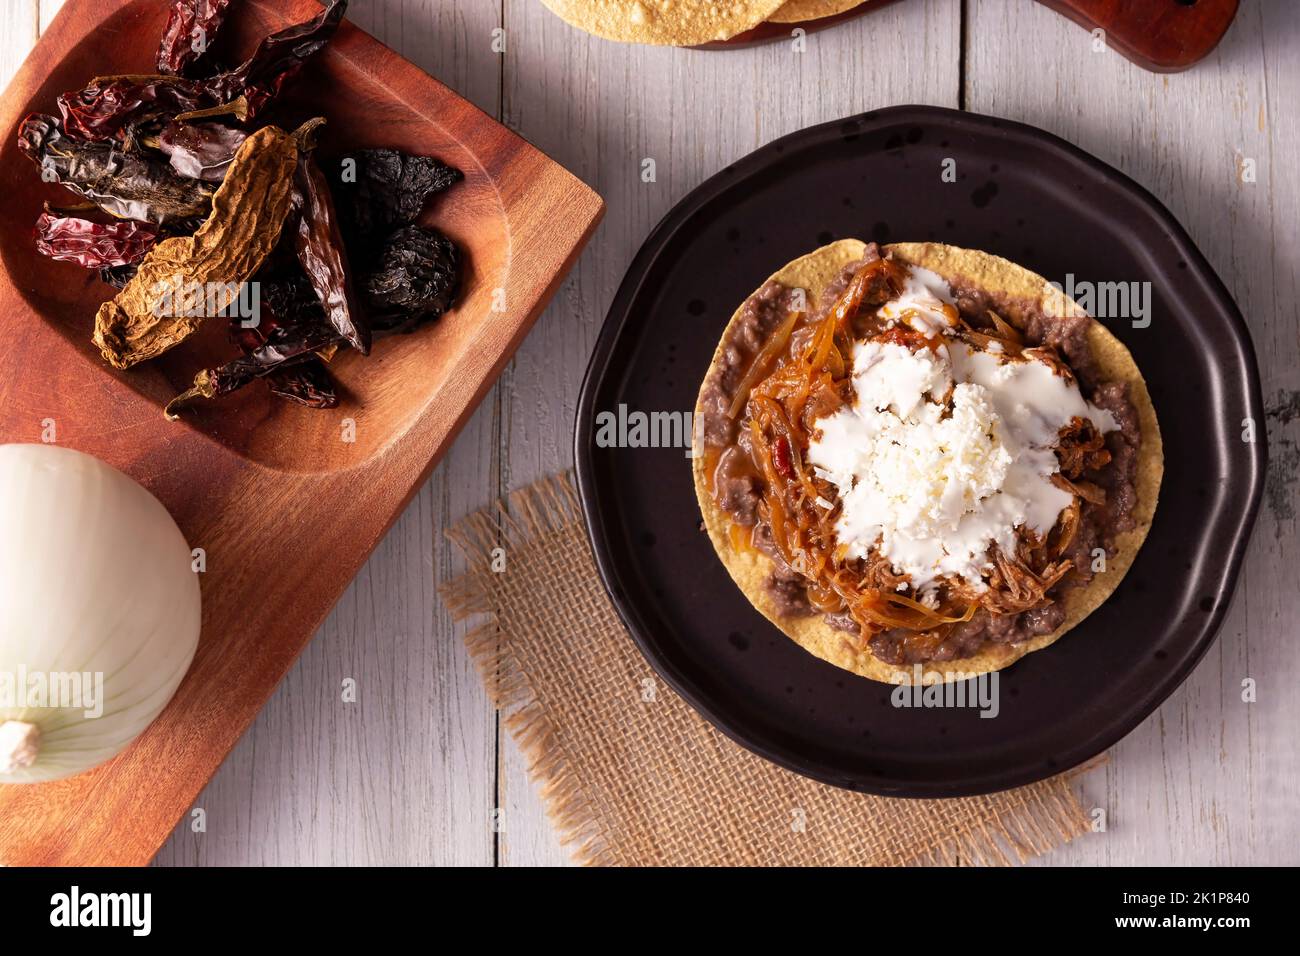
(713, 0, 1239, 72)
(0, 0, 602, 866)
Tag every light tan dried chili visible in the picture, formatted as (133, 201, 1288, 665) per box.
(92, 121, 312, 370)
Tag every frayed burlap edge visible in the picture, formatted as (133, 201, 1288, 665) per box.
(914, 761, 1100, 866)
(440, 471, 1099, 867)
(441, 475, 619, 866)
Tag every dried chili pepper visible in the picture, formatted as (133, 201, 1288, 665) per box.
(335, 147, 462, 244)
(17, 0, 480, 422)
(158, 120, 248, 181)
(227, 309, 339, 410)
(166, 290, 344, 420)
(267, 359, 338, 408)
(42, 199, 101, 216)
(206, 0, 347, 119)
(34, 212, 159, 268)
(100, 264, 138, 289)
(157, 0, 235, 76)
(56, 76, 213, 143)
(165, 321, 341, 419)
(57, 0, 347, 142)
(364, 225, 460, 332)
(292, 122, 368, 353)
(261, 272, 324, 322)
(322, 146, 464, 333)
(18, 113, 215, 223)
(94, 122, 303, 369)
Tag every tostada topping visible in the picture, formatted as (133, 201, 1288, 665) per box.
(808, 320, 1119, 592)
(699, 243, 1142, 666)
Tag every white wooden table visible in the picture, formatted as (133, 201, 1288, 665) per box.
(2, 0, 1295, 866)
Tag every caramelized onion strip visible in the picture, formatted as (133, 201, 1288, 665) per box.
(727, 310, 802, 419)
(1051, 473, 1106, 505)
(987, 309, 1023, 344)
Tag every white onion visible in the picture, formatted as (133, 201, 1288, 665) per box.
(0, 444, 201, 783)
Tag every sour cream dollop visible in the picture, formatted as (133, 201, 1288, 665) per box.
(806, 267, 1116, 591)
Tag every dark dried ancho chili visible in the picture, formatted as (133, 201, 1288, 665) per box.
(364, 225, 461, 332)
(262, 273, 326, 325)
(19, 113, 215, 223)
(157, 0, 235, 76)
(335, 148, 462, 243)
(34, 212, 159, 268)
(57, 0, 347, 142)
(158, 120, 248, 181)
(324, 146, 463, 333)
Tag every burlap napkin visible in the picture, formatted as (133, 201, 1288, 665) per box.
(440, 472, 1095, 866)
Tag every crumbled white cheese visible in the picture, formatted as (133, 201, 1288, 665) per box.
(806, 268, 1119, 591)
(851, 340, 951, 419)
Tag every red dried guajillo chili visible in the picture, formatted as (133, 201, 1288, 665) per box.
(57, 0, 347, 142)
(34, 213, 159, 268)
(157, 0, 236, 76)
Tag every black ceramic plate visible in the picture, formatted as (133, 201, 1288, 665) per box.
(574, 106, 1266, 797)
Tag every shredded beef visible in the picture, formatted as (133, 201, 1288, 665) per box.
(1057, 417, 1112, 478)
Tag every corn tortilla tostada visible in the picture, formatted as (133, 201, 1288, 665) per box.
(539, 0, 788, 45)
(769, 0, 867, 25)
(692, 240, 1162, 685)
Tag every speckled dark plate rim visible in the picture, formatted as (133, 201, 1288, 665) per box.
(574, 105, 1267, 797)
